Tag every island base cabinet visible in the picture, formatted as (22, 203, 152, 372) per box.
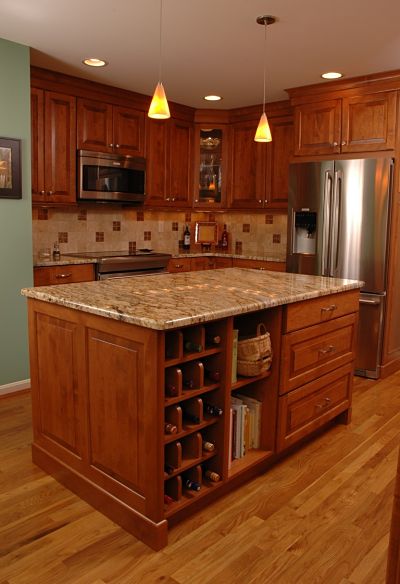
(276, 363, 353, 451)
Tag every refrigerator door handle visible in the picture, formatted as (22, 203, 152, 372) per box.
(322, 170, 333, 276)
(329, 169, 342, 276)
(359, 297, 381, 305)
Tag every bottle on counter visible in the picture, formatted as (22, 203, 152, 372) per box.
(53, 241, 61, 260)
(221, 225, 228, 249)
(183, 225, 191, 250)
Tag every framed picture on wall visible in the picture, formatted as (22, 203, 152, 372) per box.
(0, 137, 22, 199)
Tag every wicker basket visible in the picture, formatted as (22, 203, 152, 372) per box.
(237, 323, 272, 377)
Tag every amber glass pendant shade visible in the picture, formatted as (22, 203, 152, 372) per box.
(254, 112, 272, 142)
(148, 82, 170, 119)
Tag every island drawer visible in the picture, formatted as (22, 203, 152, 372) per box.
(280, 312, 357, 393)
(283, 289, 359, 333)
(34, 264, 95, 286)
(167, 258, 191, 273)
(276, 363, 353, 451)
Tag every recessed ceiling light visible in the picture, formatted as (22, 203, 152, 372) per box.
(204, 95, 222, 101)
(82, 58, 108, 68)
(321, 71, 343, 80)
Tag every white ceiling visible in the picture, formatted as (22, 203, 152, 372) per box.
(1, 0, 400, 109)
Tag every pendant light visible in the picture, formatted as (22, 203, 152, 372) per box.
(148, 0, 170, 119)
(254, 15, 275, 142)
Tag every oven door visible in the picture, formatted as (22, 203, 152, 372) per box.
(98, 268, 167, 280)
(78, 150, 145, 203)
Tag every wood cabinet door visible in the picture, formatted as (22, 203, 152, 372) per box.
(294, 99, 341, 156)
(266, 116, 294, 209)
(44, 91, 77, 203)
(341, 91, 397, 152)
(167, 119, 193, 206)
(145, 117, 168, 205)
(229, 121, 265, 209)
(113, 105, 145, 156)
(31, 88, 46, 203)
(77, 98, 113, 152)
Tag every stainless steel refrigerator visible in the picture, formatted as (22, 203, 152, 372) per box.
(286, 157, 394, 379)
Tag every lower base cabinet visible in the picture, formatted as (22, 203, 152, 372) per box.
(27, 288, 358, 550)
(34, 263, 95, 286)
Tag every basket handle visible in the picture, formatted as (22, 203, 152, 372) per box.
(257, 323, 267, 336)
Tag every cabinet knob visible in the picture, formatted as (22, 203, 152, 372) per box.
(171, 197, 175, 202)
(40, 190, 45, 195)
(195, 199, 199, 203)
(55, 273, 72, 279)
(341, 141, 347, 146)
(48, 190, 53, 195)
(115, 144, 120, 148)
(258, 200, 263, 204)
(264, 199, 268, 204)
(166, 197, 170, 201)
(109, 143, 113, 147)
(332, 141, 338, 147)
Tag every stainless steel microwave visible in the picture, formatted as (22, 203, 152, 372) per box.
(77, 150, 146, 203)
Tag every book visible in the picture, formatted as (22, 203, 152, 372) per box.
(232, 329, 239, 383)
(236, 394, 262, 449)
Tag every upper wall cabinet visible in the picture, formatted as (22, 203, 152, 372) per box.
(228, 114, 293, 210)
(294, 91, 397, 156)
(145, 117, 193, 208)
(77, 98, 145, 157)
(31, 88, 76, 204)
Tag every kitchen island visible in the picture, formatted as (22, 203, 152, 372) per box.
(22, 268, 362, 549)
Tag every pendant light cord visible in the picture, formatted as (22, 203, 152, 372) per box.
(159, 0, 163, 81)
(263, 19, 267, 114)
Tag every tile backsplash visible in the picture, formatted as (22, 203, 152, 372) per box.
(32, 207, 287, 259)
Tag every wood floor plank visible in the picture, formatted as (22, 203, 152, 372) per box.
(1, 373, 399, 583)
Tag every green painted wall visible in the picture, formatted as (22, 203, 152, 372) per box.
(0, 39, 32, 386)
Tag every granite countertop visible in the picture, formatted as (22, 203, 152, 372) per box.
(22, 268, 362, 331)
(33, 252, 286, 267)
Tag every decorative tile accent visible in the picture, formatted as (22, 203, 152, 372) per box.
(38, 208, 48, 220)
(129, 241, 137, 253)
(137, 211, 144, 221)
(113, 221, 121, 231)
(273, 234, 281, 244)
(265, 214, 274, 224)
(172, 222, 178, 231)
(185, 212, 192, 223)
(144, 231, 152, 241)
(235, 241, 243, 254)
(58, 232, 68, 243)
(96, 232, 104, 242)
(78, 209, 87, 221)
(243, 224, 250, 233)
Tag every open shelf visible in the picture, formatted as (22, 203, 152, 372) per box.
(228, 449, 273, 479)
(165, 347, 221, 368)
(231, 370, 272, 392)
(164, 382, 219, 407)
(164, 451, 216, 480)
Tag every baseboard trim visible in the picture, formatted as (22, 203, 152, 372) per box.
(0, 379, 30, 397)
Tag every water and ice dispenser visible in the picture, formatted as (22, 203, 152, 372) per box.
(291, 211, 317, 255)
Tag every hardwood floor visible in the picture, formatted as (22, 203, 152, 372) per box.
(1, 373, 400, 583)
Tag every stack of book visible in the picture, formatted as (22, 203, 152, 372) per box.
(229, 394, 262, 463)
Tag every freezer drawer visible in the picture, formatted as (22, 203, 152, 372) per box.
(355, 293, 385, 379)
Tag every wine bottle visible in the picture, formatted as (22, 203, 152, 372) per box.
(184, 479, 201, 491)
(164, 422, 178, 434)
(205, 369, 221, 382)
(184, 340, 203, 353)
(183, 225, 191, 250)
(221, 224, 228, 249)
(204, 469, 221, 482)
(206, 334, 221, 346)
(164, 494, 174, 505)
(202, 440, 215, 452)
(204, 403, 223, 417)
(183, 378, 195, 389)
(164, 463, 175, 475)
(165, 383, 178, 397)
(184, 413, 200, 424)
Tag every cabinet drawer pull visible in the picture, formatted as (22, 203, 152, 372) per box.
(55, 273, 72, 279)
(324, 397, 332, 405)
(258, 267, 266, 270)
(321, 304, 337, 313)
(175, 264, 184, 269)
(318, 344, 335, 355)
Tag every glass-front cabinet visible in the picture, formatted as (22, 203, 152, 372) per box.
(193, 124, 229, 208)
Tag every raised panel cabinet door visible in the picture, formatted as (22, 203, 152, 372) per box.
(266, 116, 294, 208)
(229, 121, 265, 209)
(145, 117, 168, 205)
(113, 105, 145, 156)
(294, 99, 341, 156)
(44, 91, 77, 203)
(31, 88, 45, 202)
(77, 98, 113, 152)
(167, 119, 193, 206)
(341, 91, 397, 152)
